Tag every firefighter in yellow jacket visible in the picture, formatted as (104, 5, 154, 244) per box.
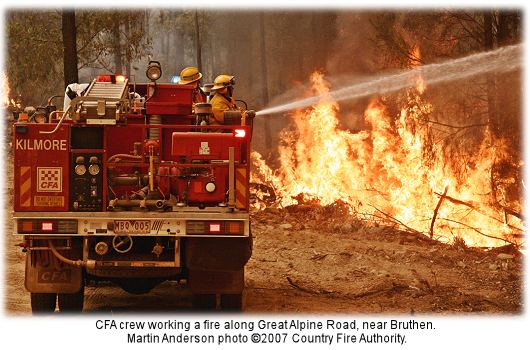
(177, 67, 207, 104)
(209, 75, 243, 126)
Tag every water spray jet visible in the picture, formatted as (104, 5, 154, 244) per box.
(256, 44, 522, 116)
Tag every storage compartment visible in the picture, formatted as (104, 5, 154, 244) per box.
(145, 84, 193, 116)
(172, 132, 240, 161)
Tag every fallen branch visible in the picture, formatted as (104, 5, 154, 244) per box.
(286, 277, 316, 294)
(440, 218, 516, 245)
(311, 253, 329, 261)
(430, 186, 449, 239)
(350, 210, 387, 226)
(419, 118, 489, 130)
(311, 252, 352, 261)
(350, 282, 412, 299)
(367, 202, 422, 235)
(499, 205, 525, 221)
(434, 192, 525, 232)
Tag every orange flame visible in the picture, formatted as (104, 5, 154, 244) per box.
(252, 72, 524, 247)
(2, 71, 21, 109)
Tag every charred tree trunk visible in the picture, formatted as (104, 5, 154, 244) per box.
(174, 30, 184, 76)
(259, 12, 272, 152)
(62, 8, 78, 89)
(484, 11, 494, 50)
(113, 19, 122, 75)
(161, 34, 166, 57)
(483, 11, 499, 204)
(490, 10, 523, 211)
(483, 11, 498, 138)
(195, 9, 202, 73)
(124, 18, 131, 77)
(496, 10, 519, 46)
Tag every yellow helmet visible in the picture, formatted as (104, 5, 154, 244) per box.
(211, 75, 235, 90)
(178, 67, 202, 85)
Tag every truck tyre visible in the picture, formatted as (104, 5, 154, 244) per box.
(31, 293, 57, 314)
(193, 294, 217, 310)
(220, 293, 243, 311)
(58, 285, 84, 312)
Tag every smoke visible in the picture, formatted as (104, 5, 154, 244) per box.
(326, 11, 379, 76)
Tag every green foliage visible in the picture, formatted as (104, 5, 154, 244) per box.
(5, 10, 63, 105)
(5, 9, 152, 106)
(154, 9, 212, 39)
(76, 10, 151, 72)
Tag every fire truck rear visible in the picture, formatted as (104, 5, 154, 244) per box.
(12, 60, 254, 313)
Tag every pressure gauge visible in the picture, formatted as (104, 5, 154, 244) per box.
(88, 164, 100, 175)
(75, 164, 86, 176)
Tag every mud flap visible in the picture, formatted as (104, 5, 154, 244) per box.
(185, 236, 252, 271)
(24, 254, 83, 294)
(188, 268, 244, 294)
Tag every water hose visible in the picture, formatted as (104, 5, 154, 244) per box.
(47, 240, 96, 269)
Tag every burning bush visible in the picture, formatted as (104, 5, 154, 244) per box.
(251, 71, 524, 249)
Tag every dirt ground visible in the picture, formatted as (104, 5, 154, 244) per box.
(244, 207, 523, 314)
(2, 129, 524, 316)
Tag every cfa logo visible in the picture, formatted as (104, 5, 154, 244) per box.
(37, 268, 71, 283)
(37, 167, 62, 192)
(40, 271, 69, 282)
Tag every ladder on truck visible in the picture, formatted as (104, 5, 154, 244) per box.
(77, 79, 130, 122)
(41, 79, 131, 133)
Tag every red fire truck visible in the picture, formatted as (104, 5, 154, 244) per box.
(12, 60, 254, 313)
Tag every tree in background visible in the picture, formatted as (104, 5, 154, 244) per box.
(74, 9, 151, 76)
(151, 9, 216, 83)
(194, 9, 202, 74)
(6, 8, 339, 112)
(5, 8, 151, 106)
(62, 8, 78, 89)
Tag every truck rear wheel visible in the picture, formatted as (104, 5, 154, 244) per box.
(220, 293, 242, 311)
(31, 293, 57, 314)
(58, 284, 84, 312)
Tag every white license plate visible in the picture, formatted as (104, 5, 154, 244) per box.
(114, 220, 151, 234)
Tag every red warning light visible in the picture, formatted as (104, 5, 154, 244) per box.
(209, 223, 221, 232)
(42, 222, 54, 231)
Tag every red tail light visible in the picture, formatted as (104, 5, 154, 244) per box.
(41, 222, 54, 231)
(96, 75, 127, 83)
(209, 223, 221, 232)
(186, 221, 245, 235)
(17, 219, 77, 234)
